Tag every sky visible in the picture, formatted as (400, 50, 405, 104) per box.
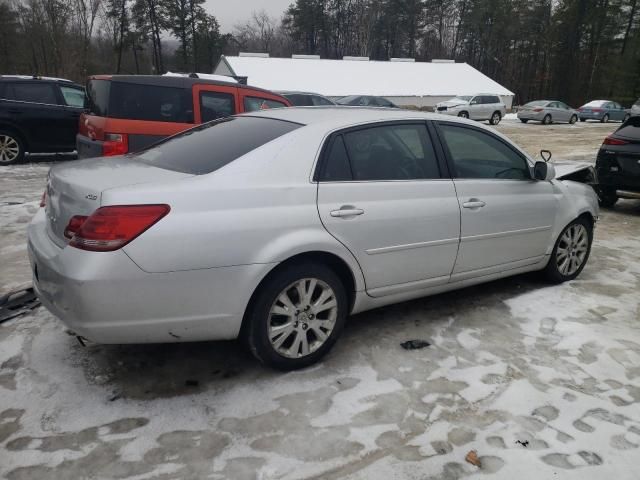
(205, 0, 294, 33)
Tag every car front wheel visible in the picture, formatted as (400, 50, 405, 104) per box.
(458, 111, 469, 119)
(570, 115, 578, 124)
(246, 262, 348, 370)
(489, 111, 501, 125)
(601, 114, 609, 123)
(520, 118, 529, 123)
(0, 131, 25, 165)
(544, 218, 593, 283)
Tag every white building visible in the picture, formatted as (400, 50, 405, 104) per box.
(214, 53, 514, 109)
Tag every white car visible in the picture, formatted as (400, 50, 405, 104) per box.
(435, 94, 507, 125)
(28, 108, 598, 370)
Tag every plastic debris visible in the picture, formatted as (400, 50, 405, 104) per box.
(465, 450, 481, 467)
(0, 285, 40, 324)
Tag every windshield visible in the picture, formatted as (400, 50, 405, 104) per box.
(583, 100, 607, 108)
(132, 116, 302, 175)
(524, 100, 548, 107)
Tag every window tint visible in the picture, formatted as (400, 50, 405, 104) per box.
(321, 135, 352, 181)
(439, 124, 530, 180)
(311, 95, 334, 106)
(200, 91, 234, 122)
(7, 83, 58, 104)
(337, 124, 439, 181)
(243, 96, 287, 112)
(616, 116, 640, 139)
(133, 117, 300, 175)
(60, 86, 85, 107)
(108, 82, 193, 123)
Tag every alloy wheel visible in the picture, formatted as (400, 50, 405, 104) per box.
(492, 113, 501, 124)
(556, 224, 589, 276)
(267, 278, 338, 359)
(0, 135, 20, 164)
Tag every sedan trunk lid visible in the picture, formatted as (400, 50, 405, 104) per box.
(45, 156, 193, 247)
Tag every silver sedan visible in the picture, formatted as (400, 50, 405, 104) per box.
(517, 100, 579, 124)
(28, 108, 598, 370)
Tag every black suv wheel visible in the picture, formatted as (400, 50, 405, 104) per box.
(0, 130, 24, 165)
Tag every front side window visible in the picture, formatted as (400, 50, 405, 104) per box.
(320, 123, 439, 181)
(470, 96, 480, 105)
(439, 124, 530, 180)
(200, 91, 234, 122)
(7, 82, 58, 104)
(133, 116, 301, 175)
(60, 86, 86, 107)
(243, 96, 287, 112)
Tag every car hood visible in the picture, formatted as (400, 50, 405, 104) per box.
(553, 160, 594, 180)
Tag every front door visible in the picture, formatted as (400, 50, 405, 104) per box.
(436, 122, 556, 280)
(316, 122, 461, 297)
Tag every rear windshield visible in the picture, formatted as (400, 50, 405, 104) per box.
(132, 116, 302, 174)
(616, 116, 640, 139)
(524, 100, 548, 107)
(583, 100, 607, 107)
(86, 79, 193, 123)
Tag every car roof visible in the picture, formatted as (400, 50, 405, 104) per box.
(278, 91, 327, 96)
(0, 75, 81, 87)
(89, 75, 283, 97)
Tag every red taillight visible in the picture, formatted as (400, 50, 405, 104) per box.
(533, 108, 543, 112)
(603, 136, 629, 146)
(102, 133, 129, 156)
(40, 190, 47, 208)
(68, 205, 170, 252)
(592, 108, 602, 113)
(64, 215, 88, 238)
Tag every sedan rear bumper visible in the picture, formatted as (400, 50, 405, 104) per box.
(27, 209, 272, 344)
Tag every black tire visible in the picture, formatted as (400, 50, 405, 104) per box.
(458, 111, 469, 119)
(542, 114, 552, 125)
(601, 114, 609, 123)
(569, 115, 578, 124)
(544, 217, 593, 284)
(623, 114, 631, 123)
(489, 111, 502, 125)
(245, 262, 348, 371)
(520, 118, 529, 123)
(598, 187, 618, 208)
(0, 129, 25, 165)
(580, 118, 586, 122)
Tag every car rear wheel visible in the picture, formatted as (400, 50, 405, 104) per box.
(623, 113, 631, 122)
(569, 115, 578, 124)
(598, 187, 618, 208)
(458, 111, 469, 119)
(245, 262, 348, 370)
(0, 131, 24, 165)
(601, 114, 609, 123)
(489, 111, 501, 125)
(580, 118, 586, 122)
(520, 118, 529, 123)
(542, 114, 552, 125)
(544, 218, 593, 283)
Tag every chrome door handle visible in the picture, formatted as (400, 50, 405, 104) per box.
(462, 199, 486, 209)
(330, 206, 364, 218)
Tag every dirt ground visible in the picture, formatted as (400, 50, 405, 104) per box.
(1, 118, 639, 479)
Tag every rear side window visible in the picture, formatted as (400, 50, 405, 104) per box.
(132, 116, 301, 175)
(285, 94, 312, 106)
(109, 82, 193, 123)
(616, 116, 640, 139)
(6, 82, 58, 104)
(320, 123, 440, 181)
(60, 86, 86, 107)
(86, 79, 110, 116)
(244, 96, 287, 112)
(311, 95, 333, 106)
(439, 124, 530, 180)
(200, 91, 234, 122)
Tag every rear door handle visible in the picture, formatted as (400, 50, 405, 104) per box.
(462, 199, 486, 209)
(330, 206, 364, 218)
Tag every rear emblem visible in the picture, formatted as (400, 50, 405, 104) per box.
(85, 194, 97, 200)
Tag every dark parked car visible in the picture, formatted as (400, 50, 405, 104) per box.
(277, 91, 336, 106)
(578, 100, 627, 123)
(336, 95, 399, 108)
(596, 116, 640, 207)
(0, 76, 85, 165)
(77, 75, 292, 159)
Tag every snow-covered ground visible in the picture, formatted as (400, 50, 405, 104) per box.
(1, 124, 640, 479)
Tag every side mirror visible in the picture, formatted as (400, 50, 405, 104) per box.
(534, 161, 555, 181)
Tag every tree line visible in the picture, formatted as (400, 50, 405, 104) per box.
(1, 0, 639, 106)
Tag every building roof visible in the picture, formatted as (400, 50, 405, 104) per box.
(215, 55, 514, 98)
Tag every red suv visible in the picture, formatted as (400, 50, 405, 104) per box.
(77, 75, 292, 158)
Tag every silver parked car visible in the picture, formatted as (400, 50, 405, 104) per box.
(517, 100, 579, 124)
(28, 108, 598, 370)
(435, 94, 507, 125)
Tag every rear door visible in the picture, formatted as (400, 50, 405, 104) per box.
(316, 121, 460, 297)
(435, 121, 556, 279)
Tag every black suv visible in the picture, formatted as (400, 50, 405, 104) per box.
(596, 115, 640, 207)
(0, 76, 85, 165)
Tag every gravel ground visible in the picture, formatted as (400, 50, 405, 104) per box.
(1, 119, 639, 479)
